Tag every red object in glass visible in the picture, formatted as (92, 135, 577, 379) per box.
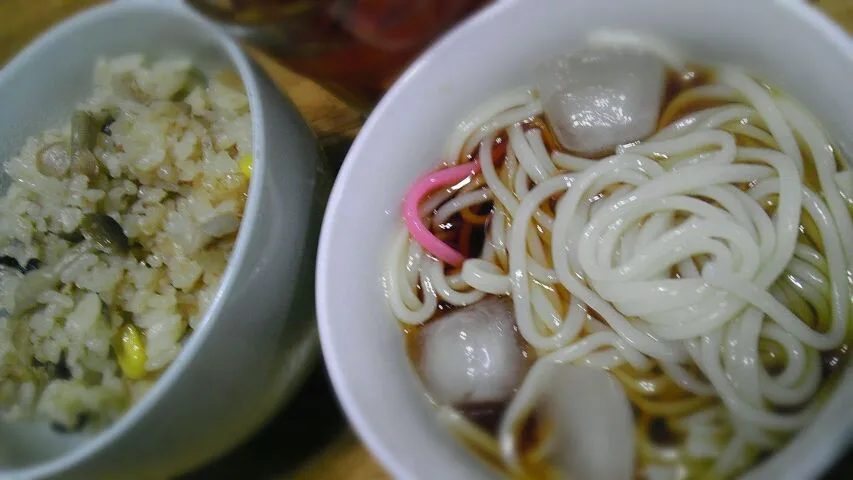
(186, 0, 490, 112)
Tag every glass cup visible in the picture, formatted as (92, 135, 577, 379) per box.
(185, 0, 491, 113)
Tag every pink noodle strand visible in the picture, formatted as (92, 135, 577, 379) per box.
(402, 161, 482, 267)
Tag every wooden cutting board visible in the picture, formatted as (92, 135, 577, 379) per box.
(2, 1, 852, 479)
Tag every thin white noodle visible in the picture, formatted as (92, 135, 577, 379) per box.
(444, 88, 535, 163)
(432, 188, 492, 227)
(462, 102, 543, 160)
(509, 123, 556, 183)
(384, 55, 853, 479)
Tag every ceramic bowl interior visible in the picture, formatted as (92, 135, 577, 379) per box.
(1, 1, 321, 477)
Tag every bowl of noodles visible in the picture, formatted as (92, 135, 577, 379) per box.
(316, 0, 853, 479)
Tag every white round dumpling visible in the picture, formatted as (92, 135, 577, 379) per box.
(542, 365, 636, 480)
(535, 47, 666, 156)
(417, 296, 527, 406)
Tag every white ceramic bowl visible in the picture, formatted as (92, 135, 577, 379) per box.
(317, 0, 853, 479)
(0, 1, 323, 478)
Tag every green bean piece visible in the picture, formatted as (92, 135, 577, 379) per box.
(79, 213, 129, 255)
(71, 111, 97, 150)
(70, 148, 100, 178)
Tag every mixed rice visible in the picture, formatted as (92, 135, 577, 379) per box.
(0, 54, 252, 432)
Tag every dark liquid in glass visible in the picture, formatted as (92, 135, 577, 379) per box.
(187, 0, 490, 112)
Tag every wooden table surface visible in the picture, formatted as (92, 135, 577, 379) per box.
(3, 1, 853, 479)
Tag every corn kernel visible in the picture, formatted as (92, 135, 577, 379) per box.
(114, 323, 147, 380)
(238, 154, 253, 179)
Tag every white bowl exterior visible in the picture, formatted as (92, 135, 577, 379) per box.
(317, 1, 853, 479)
(0, 1, 321, 478)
